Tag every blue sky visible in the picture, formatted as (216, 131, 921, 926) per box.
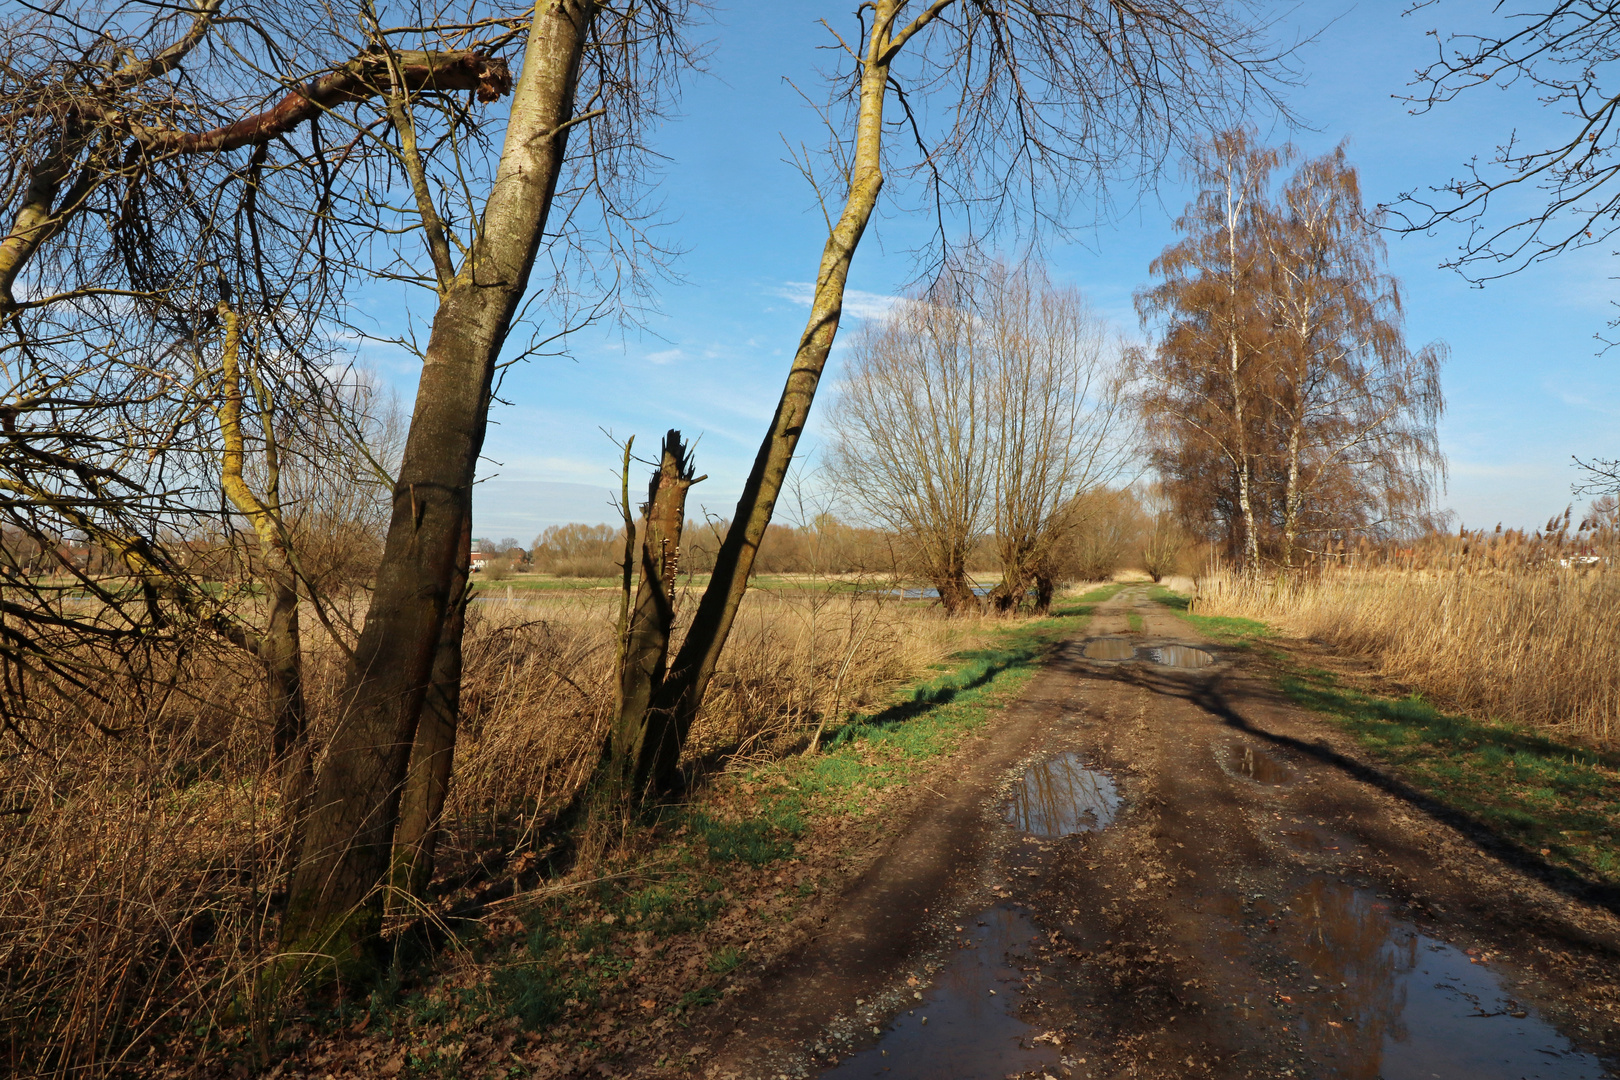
(375, 2, 1618, 543)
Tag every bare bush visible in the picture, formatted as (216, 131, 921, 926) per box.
(0, 584, 969, 1073)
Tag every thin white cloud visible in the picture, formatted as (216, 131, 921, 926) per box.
(646, 348, 684, 365)
(773, 282, 901, 321)
(1554, 388, 1620, 418)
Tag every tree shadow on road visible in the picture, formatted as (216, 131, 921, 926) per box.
(1106, 660, 1620, 924)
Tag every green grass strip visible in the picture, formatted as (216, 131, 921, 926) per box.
(708, 581, 1127, 843)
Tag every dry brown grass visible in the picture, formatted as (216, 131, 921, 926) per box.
(0, 584, 972, 1077)
(1196, 565, 1620, 746)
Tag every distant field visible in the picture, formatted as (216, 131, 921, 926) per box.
(473, 571, 934, 596)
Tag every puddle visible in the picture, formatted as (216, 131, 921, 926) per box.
(1082, 637, 1137, 661)
(1145, 644, 1214, 668)
(819, 905, 1060, 1079)
(1229, 743, 1294, 785)
(1003, 752, 1119, 836)
(1278, 877, 1612, 1079)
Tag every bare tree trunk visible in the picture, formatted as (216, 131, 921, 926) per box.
(211, 302, 313, 832)
(265, 575, 306, 764)
(990, 551, 1032, 614)
(278, 0, 599, 978)
(1229, 330, 1261, 573)
(645, 18, 902, 794)
(388, 512, 470, 910)
(265, 571, 315, 849)
(611, 431, 698, 799)
(1033, 571, 1055, 614)
(1281, 418, 1302, 569)
(937, 560, 978, 616)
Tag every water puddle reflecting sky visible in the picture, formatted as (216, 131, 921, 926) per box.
(1230, 743, 1294, 785)
(1082, 637, 1136, 661)
(1003, 753, 1119, 837)
(1145, 644, 1214, 668)
(818, 905, 1060, 1080)
(1277, 877, 1612, 1079)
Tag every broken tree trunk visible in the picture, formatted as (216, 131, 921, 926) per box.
(611, 430, 699, 800)
(640, 2, 947, 796)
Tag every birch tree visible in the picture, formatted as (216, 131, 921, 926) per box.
(1265, 146, 1446, 566)
(1136, 127, 1280, 571)
(1140, 131, 1447, 566)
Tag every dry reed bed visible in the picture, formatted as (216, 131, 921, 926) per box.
(0, 585, 970, 1077)
(1197, 567, 1620, 746)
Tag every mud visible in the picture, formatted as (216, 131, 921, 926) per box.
(679, 585, 1620, 1080)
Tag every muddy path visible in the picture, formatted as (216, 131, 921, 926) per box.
(684, 587, 1620, 1080)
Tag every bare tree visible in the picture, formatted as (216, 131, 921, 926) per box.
(0, 0, 697, 980)
(639, 0, 1292, 797)
(981, 261, 1134, 612)
(1138, 486, 1185, 582)
(1385, 4, 1620, 286)
(279, 0, 699, 977)
(831, 258, 1133, 615)
(1044, 486, 1143, 585)
(830, 274, 991, 615)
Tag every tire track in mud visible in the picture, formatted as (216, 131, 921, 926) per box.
(682, 586, 1620, 1080)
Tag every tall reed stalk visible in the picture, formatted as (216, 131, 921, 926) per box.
(1198, 566, 1620, 746)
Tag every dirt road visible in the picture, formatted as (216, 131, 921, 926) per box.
(689, 587, 1620, 1080)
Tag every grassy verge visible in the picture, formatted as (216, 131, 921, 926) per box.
(1148, 585, 1272, 645)
(1152, 586, 1620, 890)
(281, 583, 1125, 1078)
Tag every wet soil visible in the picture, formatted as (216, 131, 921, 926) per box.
(680, 586, 1620, 1079)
